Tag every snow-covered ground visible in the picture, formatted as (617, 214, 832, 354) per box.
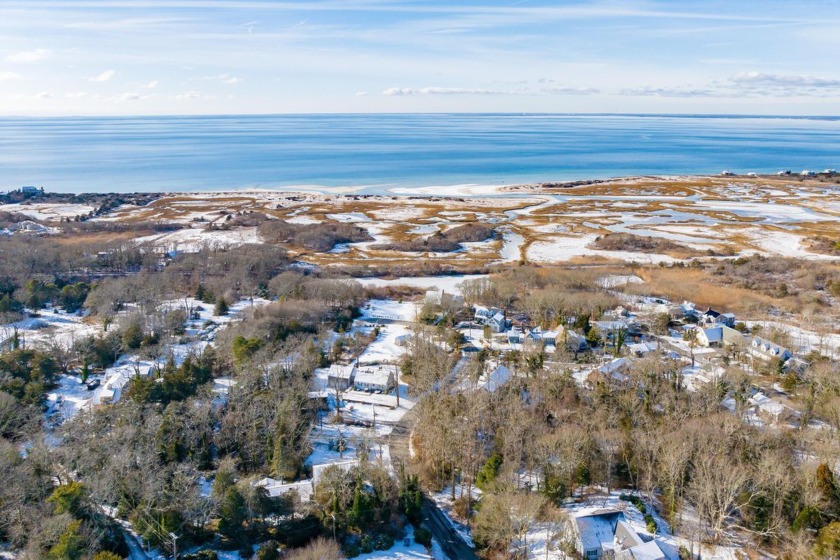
(527, 234, 677, 264)
(355, 527, 443, 559)
(359, 299, 420, 322)
(3, 307, 100, 351)
(0, 202, 96, 221)
(133, 226, 262, 253)
(361, 275, 485, 297)
(36, 296, 269, 424)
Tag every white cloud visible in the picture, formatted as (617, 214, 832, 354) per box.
(171, 91, 216, 100)
(730, 71, 840, 88)
(541, 86, 600, 95)
(619, 86, 718, 98)
(5, 48, 52, 63)
(65, 92, 88, 99)
(0, 71, 23, 82)
(141, 79, 159, 89)
(35, 91, 52, 99)
(89, 70, 116, 82)
(355, 91, 369, 96)
(205, 73, 242, 85)
(382, 86, 506, 96)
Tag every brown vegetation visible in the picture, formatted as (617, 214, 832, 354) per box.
(257, 219, 372, 252)
(372, 223, 494, 253)
(589, 232, 696, 255)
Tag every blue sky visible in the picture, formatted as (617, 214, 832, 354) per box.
(1, 0, 840, 115)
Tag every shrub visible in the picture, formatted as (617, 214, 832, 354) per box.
(476, 453, 503, 490)
(414, 527, 432, 548)
(214, 297, 230, 316)
(645, 514, 657, 534)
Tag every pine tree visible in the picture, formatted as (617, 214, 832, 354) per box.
(214, 296, 229, 316)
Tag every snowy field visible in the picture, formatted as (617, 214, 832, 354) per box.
(361, 275, 485, 296)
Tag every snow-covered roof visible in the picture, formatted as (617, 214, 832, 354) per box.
(750, 337, 790, 358)
(312, 460, 357, 485)
(599, 358, 628, 375)
(703, 327, 723, 343)
(615, 520, 644, 550)
(481, 364, 513, 393)
(628, 341, 658, 354)
(255, 477, 315, 502)
(625, 540, 668, 560)
(474, 306, 494, 318)
(354, 365, 394, 386)
(328, 364, 355, 380)
(595, 320, 628, 332)
(575, 511, 622, 553)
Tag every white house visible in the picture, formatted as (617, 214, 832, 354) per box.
(587, 358, 630, 387)
(327, 364, 356, 391)
(394, 334, 413, 347)
(627, 341, 658, 357)
(749, 337, 792, 362)
(353, 365, 396, 392)
(254, 477, 314, 503)
(481, 364, 513, 393)
(572, 510, 677, 560)
(474, 306, 507, 333)
(693, 325, 744, 348)
(556, 325, 588, 353)
(573, 510, 623, 559)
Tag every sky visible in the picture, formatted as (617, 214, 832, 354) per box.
(1, 0, 840, 116)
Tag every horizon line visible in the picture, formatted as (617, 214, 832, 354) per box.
(2, 111, 840, 120)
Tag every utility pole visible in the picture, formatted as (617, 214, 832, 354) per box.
(169, 532, 179, 560)
(394, 364, 400, 408)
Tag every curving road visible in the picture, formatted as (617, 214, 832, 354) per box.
(389, 399, 479, 560)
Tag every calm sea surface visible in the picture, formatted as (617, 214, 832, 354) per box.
(0, 114, 838, 194)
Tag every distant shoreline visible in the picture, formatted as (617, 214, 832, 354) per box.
(4, 171, 838, 200)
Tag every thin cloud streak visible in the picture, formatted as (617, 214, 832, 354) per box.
(89, 69, 116, 82)
(5, 48, 52, 63)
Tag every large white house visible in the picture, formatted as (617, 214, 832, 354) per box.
(474, 306, 507, 333)
(749, 337, 792, 362)
(327, 364, 356, 390)
(571, 509, 678, 560)
(354, 365, 396, 392)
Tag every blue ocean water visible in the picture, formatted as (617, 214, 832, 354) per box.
(0, 113, 838, 194)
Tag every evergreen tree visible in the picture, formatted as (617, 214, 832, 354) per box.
(214, 296, 229, 316)
(218, 487, 247, 538)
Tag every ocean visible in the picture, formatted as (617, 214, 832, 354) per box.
(0, 113, 838, 194)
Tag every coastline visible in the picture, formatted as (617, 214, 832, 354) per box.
(4, 173, 839, 267)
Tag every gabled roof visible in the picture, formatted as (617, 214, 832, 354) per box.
(750, 337, 791, 358)
(615, 520, 645, 550)
(355, 365, 394, 386)
(574, 510, 623, 552)
(328, 364, 355, 380)
(482, 365, 513, 393)
(625, 540, 668, 560)
(703, 327, 723, 343)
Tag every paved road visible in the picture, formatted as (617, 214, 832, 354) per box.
(388, 359, 479, 560)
